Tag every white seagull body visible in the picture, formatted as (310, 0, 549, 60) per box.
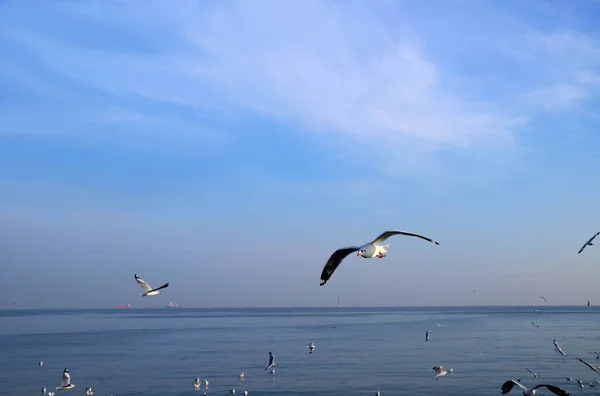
(306, 343, 316, 354)
(56, 368, 75, 391)
(265, 352, 276, 371)
(500, 380, 569, 396)
(134, 274, 169, 297)
(553, 339, 566, 356)
(433, 365, 452, 380)
(39, 361, 44, 367)
(319, 230, 439, 286)
(578, 231, 600, 254)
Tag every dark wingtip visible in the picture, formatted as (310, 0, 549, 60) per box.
(320, 279, 326, 286)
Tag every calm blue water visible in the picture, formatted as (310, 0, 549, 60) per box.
(1, 306, 599, 396)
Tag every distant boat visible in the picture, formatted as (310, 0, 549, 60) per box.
(337, 296, 340, 308)
(116, 304, 131, 309)
(165, 301, 181, 308)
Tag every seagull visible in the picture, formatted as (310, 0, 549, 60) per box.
(265, 352, 276, 371)
(526, 368, 540, 378)
(588, 351, 600, 359)
(39, 361, 44, 367)
(577, 379, 584, 392)
(553, 339, 567, 356)
(576, 357, 600, 375)
(376, 392, 381, 396)
(134, 274, 169, 297)
(41, 387, 46, 394)
(48, 393, 55, 396)
(85, 387, 94, 396)
(500, 380, 569, 395)
(433, 366, 452, 380)
(578, 231, 600, 254)
(531, 322, 540, 328)
(194, 378, 202, 391)
(238, 373, 244, 379)
(540, 296, 547, 303)
(434, 322, 444, 327)
(306, 343, 316, 354)
(229, 389, 236, 395)
(565, 377, 572, 382)
(425, 330, 432, 341)
(319, 230, 439, 286)
(56, 368, 75, 391)
(587, 300, 591, 308)
(476, 349, 483, 356)
(244, 391, 248, 396)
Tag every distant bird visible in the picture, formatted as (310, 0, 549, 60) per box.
(39, 361, 44, 367)
(56, 368, 75, 390)
(576, 357, 600, 375)
(85, 387, 94, 396)
(540, 296, 547, 303)
(306, 343, 316, 354)
(265, 352, 276, 371)
(553, 339, 567, 356)
(319, 230, 439, 286)
(194, 378, 202, 391)
(434, 322, 444, 327)
(203, 379, 209, 388)
(41, 387, 46, 394)
(588, 351, 600, 359)
(578, 231, 599, 254)
(238, 373, 244, 379)
(229, 389, 236, 395)
(531, 322, 539, 328)
(565, 377, 572, 382)
(425, 330, 432, 341)
(587, 300, 591, 308)
(476, 349, 483, 356)
(433, 366, 452, 380)
(577, 379, 584, 392)
(376, 392, 381, 396)
(500, 380, 569, 395)
(134, 274, 169, 297)
(244, 391, 248, 396)
(48, 393, 55, 396)
(526, 368, 540, 378)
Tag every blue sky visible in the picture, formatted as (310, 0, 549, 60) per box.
(1, 0, 600, 308)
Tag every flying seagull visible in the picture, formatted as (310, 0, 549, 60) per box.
(264, 352, 276, 371)
(476, 349, 483, 356)
(588, 351, 600, 359)
(434, 322, 444, 327)
(306, 343, 316, 354)
(425, 330, 432, 341)
(319, 230, 439, 286)
(500, 380, 569, 396)
(433, 366, 452, 380)
(85, 387, 94, 396)
(56, 368, 75, 391)
(526, 368, 540, 378)
(540, 296, 547, 303)
(578, 231, 600, 254)
(587, 300, 591, 308)
(576, 357, 600, 375)
(134, 274, 169, 297)
(553, 339, 567, 356)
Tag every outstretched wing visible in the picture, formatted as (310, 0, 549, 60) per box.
(531, 384, 570, 396)
(319, 247, 360, 286)
(370, 230, 440, 246)
(152, 283, 169, 292)
(577, 357, 600, 375)
(501, 380, 526, 394)
(578, 231, 600, 254)
(134, 274, 152, 292)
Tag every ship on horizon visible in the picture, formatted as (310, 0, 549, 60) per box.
(115, 304, 131, 309)
(165, 301, 181, 308)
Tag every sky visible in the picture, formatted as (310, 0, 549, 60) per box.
(1, 0, 600, 309)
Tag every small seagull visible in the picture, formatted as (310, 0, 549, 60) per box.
(500, 380, 569, 395)
(48, 393, 55, 396)
(526, 368, 540, 378)
(553, 339, 567, 356)
(319, 230, 439, 286)
(376, 392, 381, 396)
(229, 389, 236, 395)
(476, 349, 483, 356)
(85, 387, 94, 396)
(265, 352, 276, 371)
(433, 366, 452, 380)
(531, 322, 539, 328)
(578, 231, 600, 254)
(434, 322, 444, 327)
(540, 296, 547, 303)
(41, 387, 46, 394)
(588, 351, 600, 359)
(243, 391, 248, 396)
(204, 379, 209, 387)
(306, 343, 316, 354)
(39, 361, 44, 367)
(238, 373, 244, 380)
(577, 379, 584, 392)
(576, 357, 600, 375)
(134, 274, 169, 297)
(194, 378, 202, 391)
(565, 377, 572, 382)
(425, 330, 432, 341)
(56, 368, 75, 391)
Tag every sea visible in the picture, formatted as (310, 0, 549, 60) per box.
(1, 306, 599, 396)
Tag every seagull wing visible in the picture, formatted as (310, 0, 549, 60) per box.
(135, 274, 153, 292)
(319, 247, 360, 286)
(579, 231, 600, 254)
(531, 384, 570, 396)
(577, 357, 600, 375)
(370, 230, 440, 246)
(501, 380, 527, 394)
(151, 283, 169, 292)
(62, 371, 70, 387)
(265, 353, 274, 370)
(527, 368, 538, 376)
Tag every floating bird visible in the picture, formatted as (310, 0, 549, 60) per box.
(319, 230, 439, 286)
(553, 339, 567, 356)
(576, 357, 600, 375)
(526, 368, 539, 378)
(134, 274, 169, 297)
(540, 296, 547, 303)
(238, 373, 244, 380)
(425, 330, 432, 342)
(433, 366, 452, 380)
(39, 361, 44, 367)
(56, 368, 75, 391)
(85, 387, 94, 396)
(306, 343, 316, 354)
(265, 352, 276, 371)
(578, 231, 599, 254)
(500, 380, 569, 396)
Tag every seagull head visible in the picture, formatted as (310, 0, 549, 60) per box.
(63, 368, 68, 373)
